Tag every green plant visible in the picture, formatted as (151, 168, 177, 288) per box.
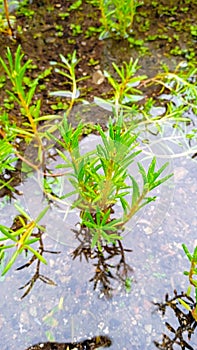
(70, 23, 83, 36)
(125, 277, 133, 293)
(0, 45, 56, 169)
(180, 244, 197, 321)
(0, 139, 16, 174)
(96, 58, 146, 113)
(48, 114, 172, 249)
(0, 137, 18, 191)
(0, 46, 41, 142)
(68, 0, 82, 11)
(0, 204, 49, 275)
(190, 25, 197, 37)
(16, 0, 34, 18)
(57, 0, 82, 20)
(98, 0, 142, 39)
(127, 36, 145, 49)
(55, 24, 64, 37)
(154, 62, 197, 115)
(49, 51, 88, 115)
(85, 26, 102, 38)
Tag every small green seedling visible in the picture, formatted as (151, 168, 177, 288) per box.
(180, 244, 197, 321)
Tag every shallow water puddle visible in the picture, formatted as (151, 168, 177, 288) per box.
(0, 127, 197, 350)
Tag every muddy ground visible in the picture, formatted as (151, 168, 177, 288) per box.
(0, 0, 197, 119)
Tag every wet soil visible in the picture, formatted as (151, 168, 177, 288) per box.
(0, 0, 197, 118)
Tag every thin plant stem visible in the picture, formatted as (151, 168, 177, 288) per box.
(3, 0, 14, 37)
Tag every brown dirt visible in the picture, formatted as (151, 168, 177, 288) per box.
(1, 0, 196, 120)
(0, 0, 111, 118)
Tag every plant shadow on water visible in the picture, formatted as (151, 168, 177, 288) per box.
(153, 291, 197, 350)
(72, 226, 133, 298)
(15, 227, 59, 299)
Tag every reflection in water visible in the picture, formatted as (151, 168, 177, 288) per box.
(12, 217, 60, 298)
(26, 335, 112, 349)
(154, 290, 197, 350)
(72, 226, 133, 298)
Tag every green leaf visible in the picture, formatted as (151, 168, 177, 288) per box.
(7, 46, 14, 71)
(104, 70, 118, 90)
(26, 237, 40, 245)
(138, 162, 147, 186)
(91, 231, 99, 248)
(108, 118, 115, 140)
(147, 156, 156, 182)
(0, 58, 10, 78)
(149, 173, 173, 191)
(32, 99, 41, 120)
(27, 245, 47, 264)
(186, 285, 192, 296)
(130, 176, 140, 206)
(107, 233, 122, 241)
(182, 244, 192, 262)
(183, 271, 189, 276)
(83, 210, 95, 224)
(0, 244, 15, 249)
(2, 250, 19, 276)
(0, 226, 17, 242)
(100, 209, 111, 225)
(6, 90, 21, 105)
(153, 162, 169, 180)
(101, 218, 121, 231)
(35, 206, 49, 224)
(112, 62, 124, 79)
(56, 148, 72, 164)
(96, 210, 101, 225)
(119, 196, 129, 213)
(81, 221, 96, 229)
(121, 150, 141, 168)
(60, 190, 78, 199)
(193, 246, 197, 262)
(77, 160, 85, 182)
(191, 279, 197, 287)
(101, 230, 113, 243)
(14, 203, 31, 221)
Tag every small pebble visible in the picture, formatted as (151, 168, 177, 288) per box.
(92, 70, 105, 85)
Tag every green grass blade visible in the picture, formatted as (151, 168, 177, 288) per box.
(2, 250, 19, 276)
(14, 203, 31, 221)
(35, 206, 50, 224)
(26, 245, 47, 264)
(138, 162, 147, 186)
(182, 244, 192, 262)
(130, 175, 140, 206)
